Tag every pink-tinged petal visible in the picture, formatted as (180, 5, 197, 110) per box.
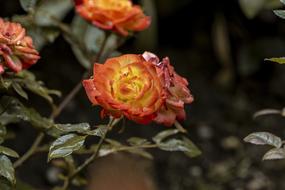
(114, 25, 129, 36)
(151, 54, 194, 127)
(142, 51, 159, 65)
(154, 107, 176, 127)
(0, 65, 4, 74)
(176, 109, 186, 121)
(10, 28, 25, 44)
(2, 54, 22, 72)
(82, 79, 100, 105)
(131, 16, 151, 31)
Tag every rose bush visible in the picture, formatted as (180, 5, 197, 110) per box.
(0, 18, 40, 74)
(0, 1, 201, 190)
(74, 0, 151, 36)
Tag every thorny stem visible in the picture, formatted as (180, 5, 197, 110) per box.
(13, 32, 111, 169)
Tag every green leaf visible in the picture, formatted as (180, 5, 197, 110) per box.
(12, 15, 60, 50)
(239, 0, 265, 18)
(240, 0, 281, 19)
(0, 146, 19, 158)
(48, 134, 86, 161)
(0, 124, 7, 144)
(244, 132, 282, 148)
(152, 129, 180, 143)
(0, 76, 12, 89)
(125, 148, 153, 159)
(69, 16, 92, 69)
(274, 10, 285, 19)
(87, 125, 108, 137)
(34, 0, 73, 26)
(12, 82, 28, 100)
(127, 137, 151, 146)
(265, 57, 285, 64)
(5, 70, 61, 105)
(25, 26, 60, 50)
(20, 0, 38, 12)
(51, 123, 108, 137)
(54, 123, 91, 134)
(253, 108, 282, 118)
(70, 16, 120, 69)
(0, 178, 11, 190)
(0, 96, 53, 129)
(21, 76, 61, 105)
(157, 137, 201, 158)
(262, 148, 285, 160)
(0, 155, 15, 184)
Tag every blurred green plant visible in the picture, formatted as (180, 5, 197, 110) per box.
(239, 0, 282, 19)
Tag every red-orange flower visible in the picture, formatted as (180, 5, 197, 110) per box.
(142, 52, 194, 126)
(0, 18, 40, 74)
(83, 54, 165, 124)
(74, 0, 151, 36)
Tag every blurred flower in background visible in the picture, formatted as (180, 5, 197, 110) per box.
(74, 0, 151, 36)
(0, 18, 40, 74)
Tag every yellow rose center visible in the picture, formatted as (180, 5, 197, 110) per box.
(93, 0, 132, 11)
(111, 64, 146, 103)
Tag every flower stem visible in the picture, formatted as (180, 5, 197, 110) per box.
(50, 81, 82, 119)
(62, 117, 117, 190)
(174, 120, 187, 133)
(51, 32, 111, 118)
(13, 32, 111, 169)
(13, 132, 45, 168)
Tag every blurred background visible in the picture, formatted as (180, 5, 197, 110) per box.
(1, 0, 285, 189)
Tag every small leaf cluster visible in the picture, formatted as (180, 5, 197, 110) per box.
(244, 107, 285, 161)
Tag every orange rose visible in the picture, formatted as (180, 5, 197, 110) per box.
(0, 18, 40, 74)
(74, 0, 151, 36)
(142, 52, 194, 126)
(83, 54, 165, 124)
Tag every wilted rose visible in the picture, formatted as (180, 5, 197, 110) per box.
(0, 18, 40, 74)
(74, 0, 151, 36)
(143, 52, 194, 126)
(83, 54, 165, 124)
